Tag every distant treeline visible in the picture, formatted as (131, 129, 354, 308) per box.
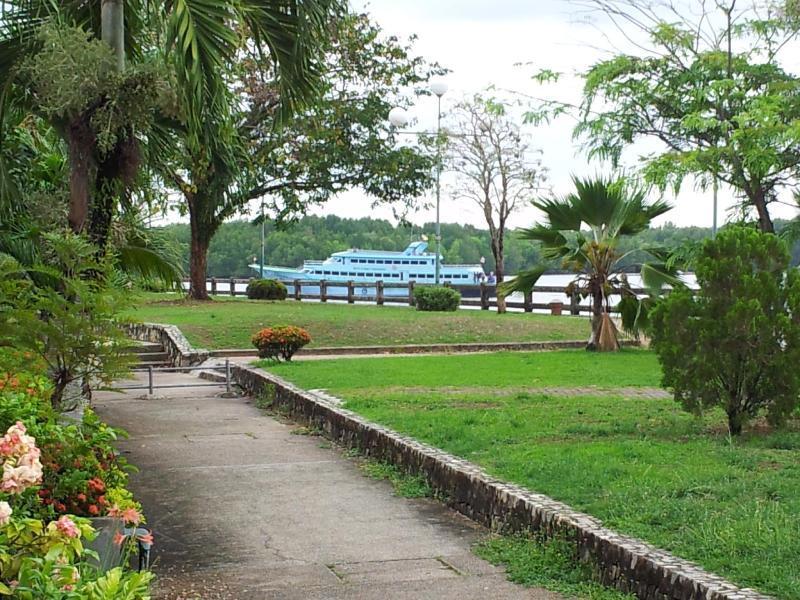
(150, 215, 800, 278)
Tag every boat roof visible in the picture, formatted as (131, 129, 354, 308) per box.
(331, 241, 432, 258)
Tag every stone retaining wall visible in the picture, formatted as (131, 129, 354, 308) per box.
(125, 323, 208, 367)
(209, 339, 641, 358)
(232, 364, 772, 600)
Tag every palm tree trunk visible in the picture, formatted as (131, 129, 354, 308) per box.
(189, 207, 211, 300)
(66, 119, 95, 233)
(101, 0, 125, 71)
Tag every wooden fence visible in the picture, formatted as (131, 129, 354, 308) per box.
(187, 278, 650, 315)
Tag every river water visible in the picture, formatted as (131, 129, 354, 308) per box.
(184, 272, 697, 314)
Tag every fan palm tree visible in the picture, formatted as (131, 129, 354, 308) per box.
(502, 175, 674, 351)
(0, 0, 339, 244)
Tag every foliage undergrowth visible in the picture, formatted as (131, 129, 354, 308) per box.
(358, 460, 433, 499)
(476, 535, 633, 600)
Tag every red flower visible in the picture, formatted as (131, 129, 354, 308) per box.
(87, 478, 105, 493)
(87, 504, 100, 516)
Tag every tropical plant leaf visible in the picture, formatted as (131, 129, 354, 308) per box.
(499, 265, 546, 294)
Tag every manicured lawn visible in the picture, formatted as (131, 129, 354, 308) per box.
(126, 294, 591, 349)
(263, 351, 800, 599)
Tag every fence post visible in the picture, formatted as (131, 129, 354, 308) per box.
(320, 280, 327, 302)
(147, 366, 153, 396)
(210, 277, 217, 295)
(523, 290, 533, 313)
(225, 359, 231, 394)
(293, 280, 301, 301)
(376, 280, 384, 306)
(480, 282, 489, 310)
(408, 281, 415, 306)
(570, 290, 580, 315)
(347, 281, 354, 304)
(229, 277, 236, 296)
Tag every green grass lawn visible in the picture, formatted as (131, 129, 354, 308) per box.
(126, 294, 590, 349)
(263, 350, 800, 599)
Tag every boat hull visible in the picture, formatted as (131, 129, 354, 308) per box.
(250, 265, 482, 298)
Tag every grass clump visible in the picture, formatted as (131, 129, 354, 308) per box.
(476, 535, 633, 600)
(359, 460, 433, 498)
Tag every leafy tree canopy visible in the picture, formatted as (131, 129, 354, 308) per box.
(575, 0, 800, 233)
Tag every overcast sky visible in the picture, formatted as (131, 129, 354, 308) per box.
(307, 0, 800, 231)
(154, 0, 800, 232)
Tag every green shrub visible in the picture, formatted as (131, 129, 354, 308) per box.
(252, 326, 311, 361)
(246, 278, 288, 301)
(413, 286, 461, 311)
(650, 226, 800, 435)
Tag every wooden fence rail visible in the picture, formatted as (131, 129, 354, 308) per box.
(185, 278, 651, 315)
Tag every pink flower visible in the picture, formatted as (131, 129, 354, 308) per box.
(0, 501, 12, 526)
(113, 532, 126, 546)
(55, 515, 79, 538)
(121, 507, 141, 525)
(137, 531, 154, 546)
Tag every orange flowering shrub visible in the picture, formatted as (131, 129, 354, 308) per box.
(252, 326, 311, 362)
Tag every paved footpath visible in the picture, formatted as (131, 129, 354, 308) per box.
(94, 372, 560, 600)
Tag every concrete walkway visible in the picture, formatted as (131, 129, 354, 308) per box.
(94, 372, 559, 600)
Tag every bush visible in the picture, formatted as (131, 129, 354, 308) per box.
(650, 226, 800, 435)
(252, 326, 311, 361)
(413, 286, 461, 311)
(246, 279, 287, 301)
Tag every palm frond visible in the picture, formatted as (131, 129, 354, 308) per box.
(639, 261, 684, 295)
(241, 0, 343, 120)
(499, 265, 547, 294)
(116, 243, 183, 288)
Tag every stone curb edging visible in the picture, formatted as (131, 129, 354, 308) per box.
(209, 339, 639, 358)
(125, 323, 209, 367)
(232, 364, 772, 600)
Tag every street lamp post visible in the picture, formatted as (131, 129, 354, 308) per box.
(388, 78, 449, 284)
(259, 200, 265, 277)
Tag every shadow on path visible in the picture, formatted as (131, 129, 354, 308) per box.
(94, 372, 559, 600)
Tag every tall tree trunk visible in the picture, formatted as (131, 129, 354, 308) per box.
(189, 203, 211, 300)
(189, 236, 210, 301)
(491, 233, 506, 314)
(66, 120, 95, 233)
(727, 404, 744, 436)
(101, 0, 125, 71)
(752, 187, 775, 233)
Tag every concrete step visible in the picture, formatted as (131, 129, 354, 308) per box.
(132, 360, 171, 370)
(133, 351, 170, 363)
(127, 342, 165, 355)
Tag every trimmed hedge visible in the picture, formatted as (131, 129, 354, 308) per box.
(246, 278, 288, 301)
(413, 285, 461, 311)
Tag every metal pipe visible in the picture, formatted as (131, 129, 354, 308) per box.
(259, 200, 265, 277)
(225, 359, 231, 394)
(147, 366, 153, 395)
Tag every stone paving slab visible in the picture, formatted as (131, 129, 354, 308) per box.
(94, 373, 559, 600)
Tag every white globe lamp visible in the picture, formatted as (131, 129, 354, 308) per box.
(429, 78, 448, 97)
(388, 107, 410, 128)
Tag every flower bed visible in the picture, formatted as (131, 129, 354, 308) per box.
(0, 349, 153, 598)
